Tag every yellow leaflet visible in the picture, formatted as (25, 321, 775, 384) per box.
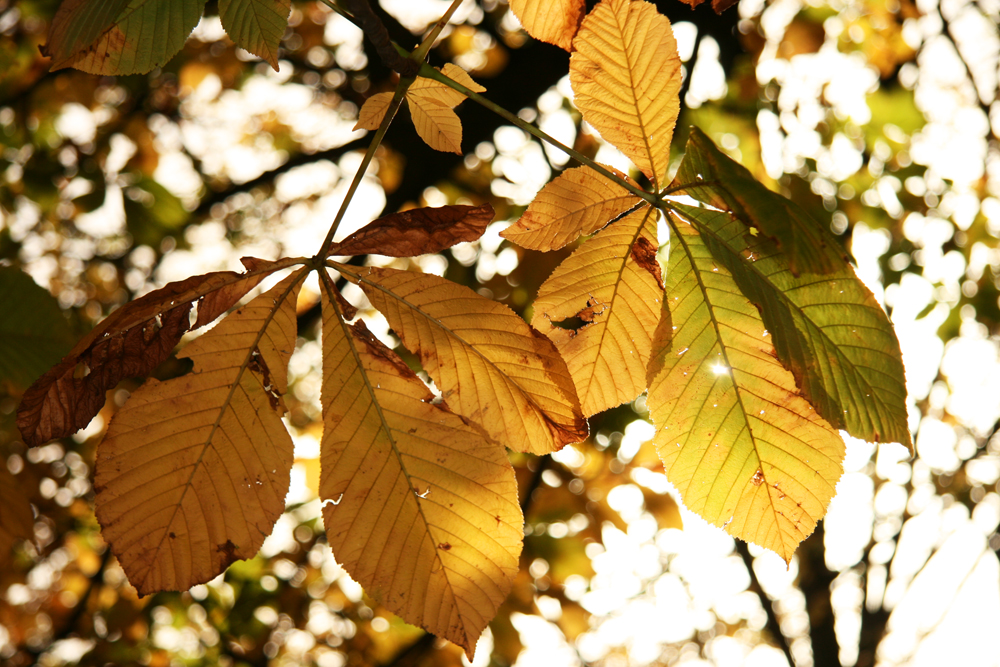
(355, 266, 588, 454)
(569, 0, 682, 189)
(94, 269, 305, 594)
(408, 96, 464, 155)
(531, 207, 662, 416)
(502, 164, 642, 251)
(319, 276, 521, 658)
(509, 0, 586, 51)
(353, 65, 485, 154)
(647, 215, 844, 561)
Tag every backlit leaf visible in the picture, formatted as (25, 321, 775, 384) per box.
(669, 201, 911, 450)
(42, 0, 131, 67)
(647, 213, 845, 561)
(569, 0, 682, 189)
(509, 0, 586, 50)
(329, 203, 493, 257)
(674, 127, 849, 276)
(17, 257, 294, 447)
(218, 0, 291, 70)
(44, 0, 208, 75)
(0, 266, 74, 393)
(501, 165, 642, 251)
(320, 277, 521, 658)
(531, 207, 662, 416)
(94, 270, 304, 594)
(354, 92, 395, 131)
(408, 96, 464, 155)
(409, 63, 486, 109)
(350, 266, 588, 454)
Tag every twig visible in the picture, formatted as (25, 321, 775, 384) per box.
(734, 540, 795, 666)
(341, 0, 419, 76)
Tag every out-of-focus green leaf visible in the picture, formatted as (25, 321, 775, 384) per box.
(218, 0, 291, 71)
(123, 176, 191, 246)
(674, 127, 849, 276)
(668, 201, 911, 451)
(0, 267, 74, 393)
(43, 0, 207, 75)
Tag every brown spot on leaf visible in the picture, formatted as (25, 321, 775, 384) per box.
(216, 540, 240, 562)
(751, 468, 765, 486)
(438, 542, 452, 551)
(630, 236, 664, 289)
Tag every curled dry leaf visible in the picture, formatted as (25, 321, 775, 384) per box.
(501, 165, 642, 251)
(348, 266, 588, 454)
(647, 213, 845, 562)
(329, 203, 494, 257)
(531, 207, 663, 416)
(94, 270, 304, 594)
(320, 276, 521, 658)
(16, 257, 294, 447)
(509, 0, 586, 50)
(569, 0, 682, 189)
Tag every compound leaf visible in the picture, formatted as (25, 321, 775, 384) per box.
(93, 269, 304, 594)
(350, 266, 588, 454)
(509, 0, 586, 50)
(569, 0, 682, 189)
(648, 213, 845, 561)
(501, 165, 642, 251)
(218, 0, 292, 71)
(408, 63, 486, 109)
(531, 207, 663, 416)
(320, 276, 521, 658)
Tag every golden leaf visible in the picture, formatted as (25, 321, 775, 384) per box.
(501, 164, 642, 251)
(408, 63, 486, 108)
(569, 0, 682, 189)
(408, 96, 464, 155)
(647, 214, 844, 561)
(509, 0, 586, 50)
(354, 91, 395, 131)
(531, 207, 662, 416)
(349, 266, 588, 454)
(320, 276, 521, 658)
(94, 269, 305, 594)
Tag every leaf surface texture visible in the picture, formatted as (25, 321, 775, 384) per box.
(509, 0, 586, 50)
(569, 0, 682, 189)
(501, 165, 642, 251)
(329, 204, 493, 257)
(320, 277, 521, 657)
(531, 207, 662, 416)
(353, 266, 587, 454)
(218, 0, 291, 70)
(94, 270, 303, 594)
(648, 214, 845, 561)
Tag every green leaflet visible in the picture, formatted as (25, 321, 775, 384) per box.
(0, 267, 74, 393)
(219, 0, 292, 70)
(647, 213, 845, 561)
(674, 127, 849, 277)
(42, 0, 132, 66)
(46, 0, 207, 75)
(668, 201, 911, 450)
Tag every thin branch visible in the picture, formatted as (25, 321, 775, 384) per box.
(734, 540, 796, 666)
(341, 0, 419, 76)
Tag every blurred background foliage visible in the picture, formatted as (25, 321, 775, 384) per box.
(2, 0, 1000, 666)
